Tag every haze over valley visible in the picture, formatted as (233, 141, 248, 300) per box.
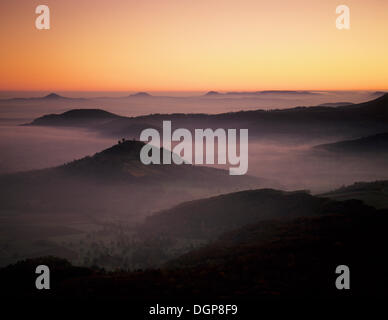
(1, 91, 388, 297)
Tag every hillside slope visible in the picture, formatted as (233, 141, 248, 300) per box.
(321, 180, 388, 209)
(0, 140, 265, 216)
(2, 203, 386, 299)
(314, 132, 388, 154)
(27, 93, 388, 141)
(141, 189, 356, 240)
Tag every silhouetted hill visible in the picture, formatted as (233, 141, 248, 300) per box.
(132, 187, 379, 269)
(204, 91, 221, 96)
(129, 92, 152, 97)
(164, 206, 388, 298)
(321, 180, 388, 209)
(43, 93, 66, 99)
(314, 132, 388, 154)
(2, 202, 387, 299)
(4, 92, 85, 102)
(60, 140, 261, 185)
(26, 93, 388, 141)
(318, 102, 354, 107)
(141, 189, 358, 240)
(27, 109, 161, 137)
(0, 140, 266, 216)
(28, 109, 123, 126)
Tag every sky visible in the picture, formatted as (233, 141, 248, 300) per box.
(0, 0, 387, 92)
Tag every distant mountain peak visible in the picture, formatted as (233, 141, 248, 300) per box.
(43, 93, 64, 99)
(204, 91, 221, 96)
(28, 108, 121, 126)
(129, 92, 152, 97)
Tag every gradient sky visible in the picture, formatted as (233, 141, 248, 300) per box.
(0, 0, 387, 91)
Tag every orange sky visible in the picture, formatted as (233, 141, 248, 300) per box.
(0, 0, 387, 91)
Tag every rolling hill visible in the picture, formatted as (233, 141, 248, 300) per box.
(320, 180, 388, 209)
(26, 93, 388, 141)
(1, 191, 387, 299)
(28, 108, 123, 127)
(0, 140, 265, 216)
(313, 132, 388, 154)
(140, 189, 350, 240)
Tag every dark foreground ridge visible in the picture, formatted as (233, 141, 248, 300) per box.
(1, 200, 387, 299)
(314, 132, 388, 154)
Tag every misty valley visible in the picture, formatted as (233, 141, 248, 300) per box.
(1, 91, 388, 298)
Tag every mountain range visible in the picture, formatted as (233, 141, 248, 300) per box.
(26, 93, 388, 142)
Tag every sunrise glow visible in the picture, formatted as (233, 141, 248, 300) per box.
(0, 0, 387, 91)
